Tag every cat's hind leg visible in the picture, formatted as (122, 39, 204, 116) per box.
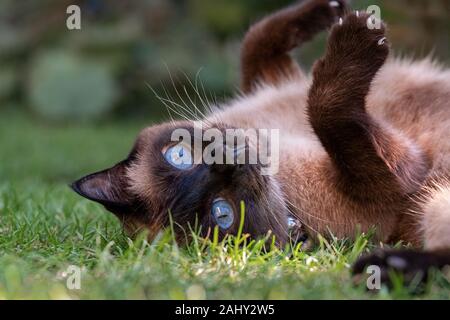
(353, 181, 450, 289)
(240, 0, 347, 93)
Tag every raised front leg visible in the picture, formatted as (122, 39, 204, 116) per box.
(241, 0, 347, 93)
(307, 12, 429, 201)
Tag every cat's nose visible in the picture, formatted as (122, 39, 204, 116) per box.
(209, 144, 248, 174)
(209, 162, 238, 175)
(224, 143, 249, 164)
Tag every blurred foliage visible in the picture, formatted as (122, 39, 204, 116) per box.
(0, 0, 448, 123)
(29, 50, 117, 121)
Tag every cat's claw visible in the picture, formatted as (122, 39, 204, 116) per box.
(329, 1, 341, 8)
(326, 0, 348, 19)
(378, 37, 387, 45)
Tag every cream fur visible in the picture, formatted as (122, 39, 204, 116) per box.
(421, 182, 450, 250)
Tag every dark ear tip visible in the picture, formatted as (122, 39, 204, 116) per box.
(69, 180, 77, 190)
(69, 179, 83, 195)
(68, 163, 131, 209)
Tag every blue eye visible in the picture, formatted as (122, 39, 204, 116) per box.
(163, 144, 193, 170)
(211, 198, 234, 230)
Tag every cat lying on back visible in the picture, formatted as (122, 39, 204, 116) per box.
(72, 0, 450, 287)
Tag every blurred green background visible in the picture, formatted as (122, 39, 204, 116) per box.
(0, 0, 449, 183)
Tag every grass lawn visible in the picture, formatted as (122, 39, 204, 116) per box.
(0, 111, 449, 299)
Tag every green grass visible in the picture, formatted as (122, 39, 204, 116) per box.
(1, 111, 449, 299)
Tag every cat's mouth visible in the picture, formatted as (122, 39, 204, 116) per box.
(287, 215, 312, 250)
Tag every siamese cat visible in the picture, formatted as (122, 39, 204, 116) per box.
(72, 0, 450, 287)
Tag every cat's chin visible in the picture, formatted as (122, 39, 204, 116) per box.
(287, 215, 313, 251)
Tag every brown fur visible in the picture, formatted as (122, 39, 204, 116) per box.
(240, 0, 346, 93)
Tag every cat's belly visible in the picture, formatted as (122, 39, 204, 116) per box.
(277, 152, 401, 242)
(367, 58, 450, 177)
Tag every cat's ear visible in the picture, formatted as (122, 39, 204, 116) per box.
(71, 161, 131, 210)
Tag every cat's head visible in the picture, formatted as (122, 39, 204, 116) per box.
(71, 120, 303, 245)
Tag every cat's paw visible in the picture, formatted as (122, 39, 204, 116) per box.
(325, 11, 389, 78)
(285, 0, 349, 45)
(352, 249, 449, 291)
(303, 0, 349, 27)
